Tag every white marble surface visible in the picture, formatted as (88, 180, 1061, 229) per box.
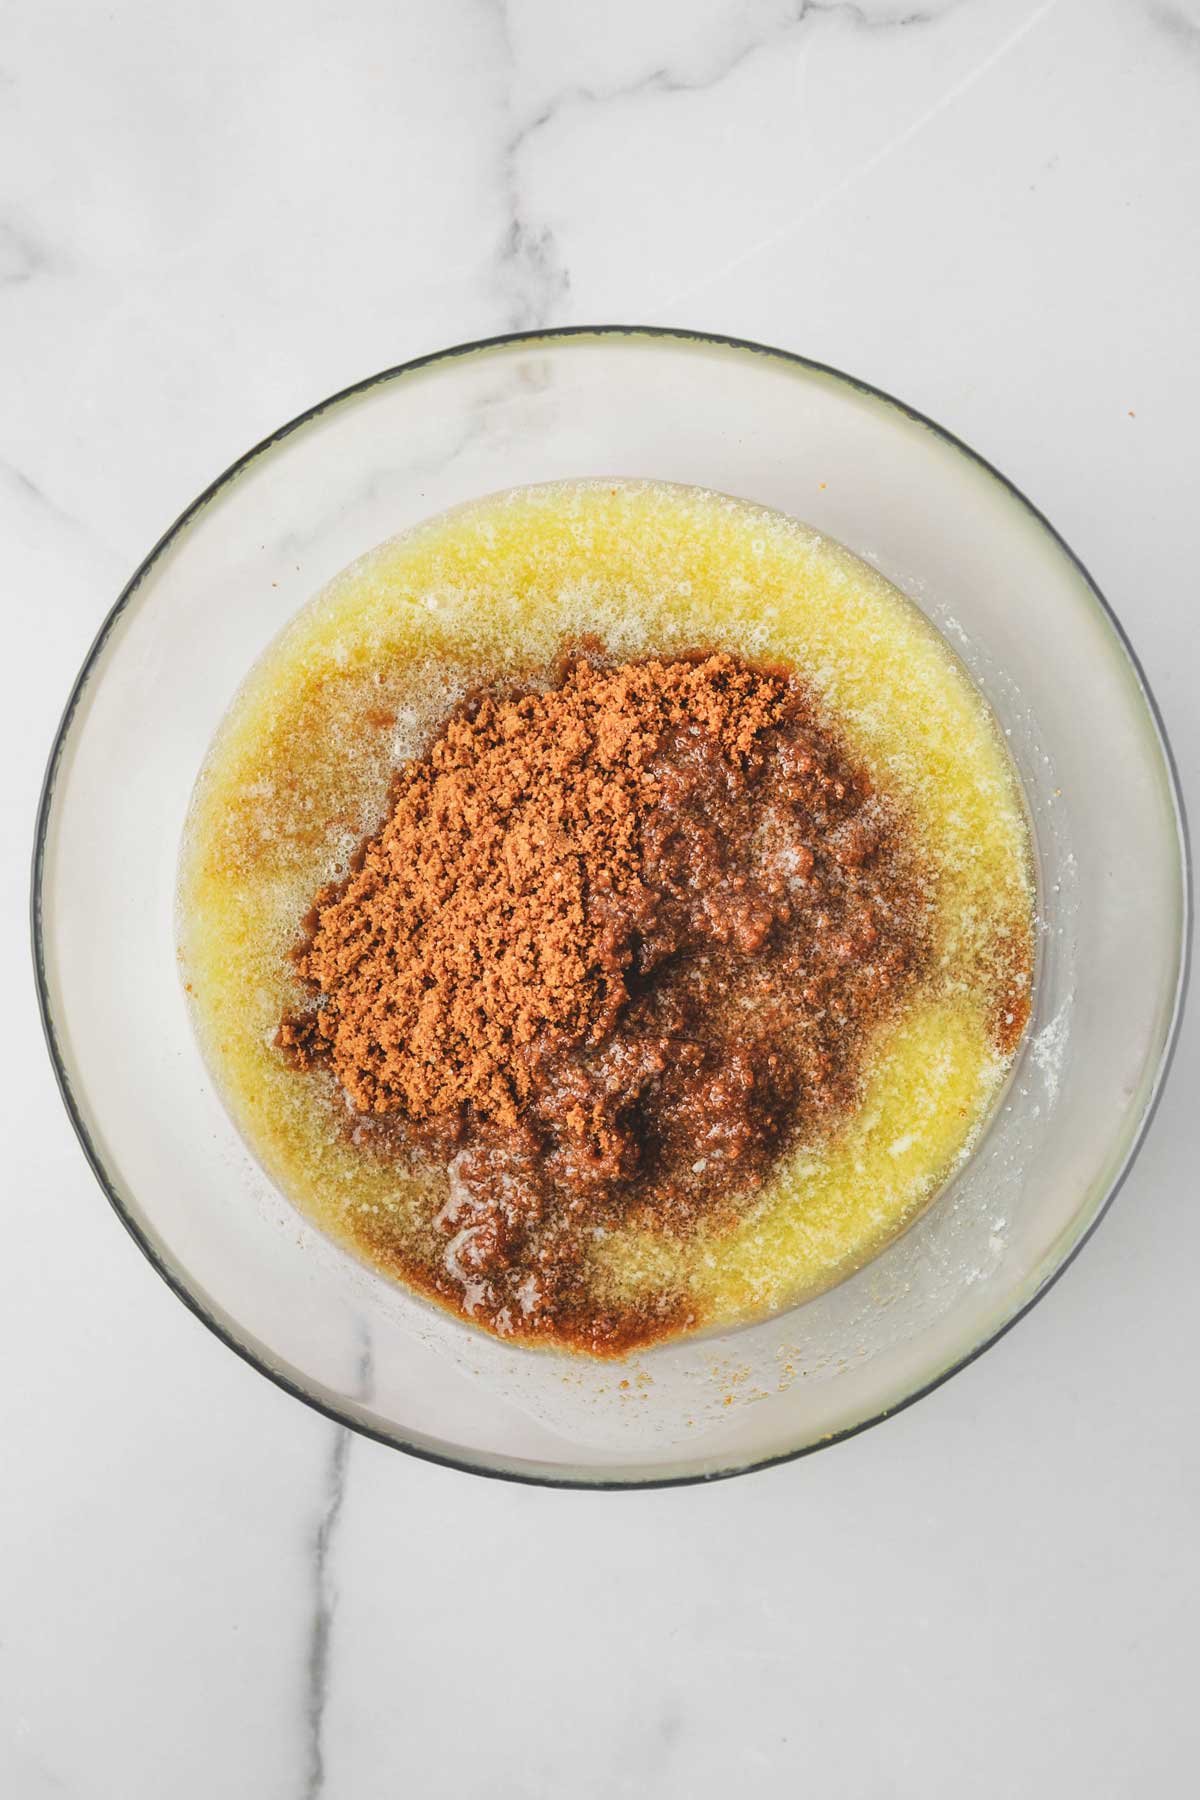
(3, 1, 1198, 1794)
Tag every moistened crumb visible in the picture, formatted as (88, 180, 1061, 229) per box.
(278, 645, 940, 1354)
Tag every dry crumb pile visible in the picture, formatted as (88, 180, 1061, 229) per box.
(279, 648, 931, 1352)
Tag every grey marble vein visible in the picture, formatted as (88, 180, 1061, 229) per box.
(2, 454, 84, 533)
(491, 0, 571, 329)
(642, 0, 1060, 316)
(0, 219, 53, 287)
(508, 0, 960, 142)
(1147, 2, 1200, 54)
(491, 0, 962, 292)
(302, 1341, 373, 1800)
(636, 0, 958, 92)
(487, 0, 966, 328)
(0, 456, 47, 502)
(0, 454, 126, 566)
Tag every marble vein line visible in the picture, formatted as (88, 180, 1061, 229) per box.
(649, 0, 1062, 319)
(1147, 2, 1200, 55)
(500, 0, 963, 161)
(0, 454, 126, 567)
(486, 0, 961, 326)
(0, 218, 53, 287)
(491, 0, 570, 330)
(491, 0, 965, 331)
(302, 1339, 373, 1800)
(0, 457, 86, 526)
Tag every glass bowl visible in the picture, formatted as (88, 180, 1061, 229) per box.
(33, 328, 1190, 1487)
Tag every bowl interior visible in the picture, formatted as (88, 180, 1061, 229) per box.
(35, 330, 1187, 1485)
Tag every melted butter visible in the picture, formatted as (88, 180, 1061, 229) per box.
(178, 480, 1034, 1347)
(595, 1002, 1001, 1327)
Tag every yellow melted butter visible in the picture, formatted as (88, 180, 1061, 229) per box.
(178, 480, 1034, 1345)
(596, 1002, 1001, 1327)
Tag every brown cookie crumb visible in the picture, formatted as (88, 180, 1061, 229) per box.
(280, 646, 933, 1354)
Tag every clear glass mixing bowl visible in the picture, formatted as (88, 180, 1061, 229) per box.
(33, 329, 1190, 1486)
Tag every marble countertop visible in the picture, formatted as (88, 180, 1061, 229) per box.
(3, 2, 1198, 1795)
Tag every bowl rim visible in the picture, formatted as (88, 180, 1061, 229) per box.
(30, 324, 1193, 1490)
